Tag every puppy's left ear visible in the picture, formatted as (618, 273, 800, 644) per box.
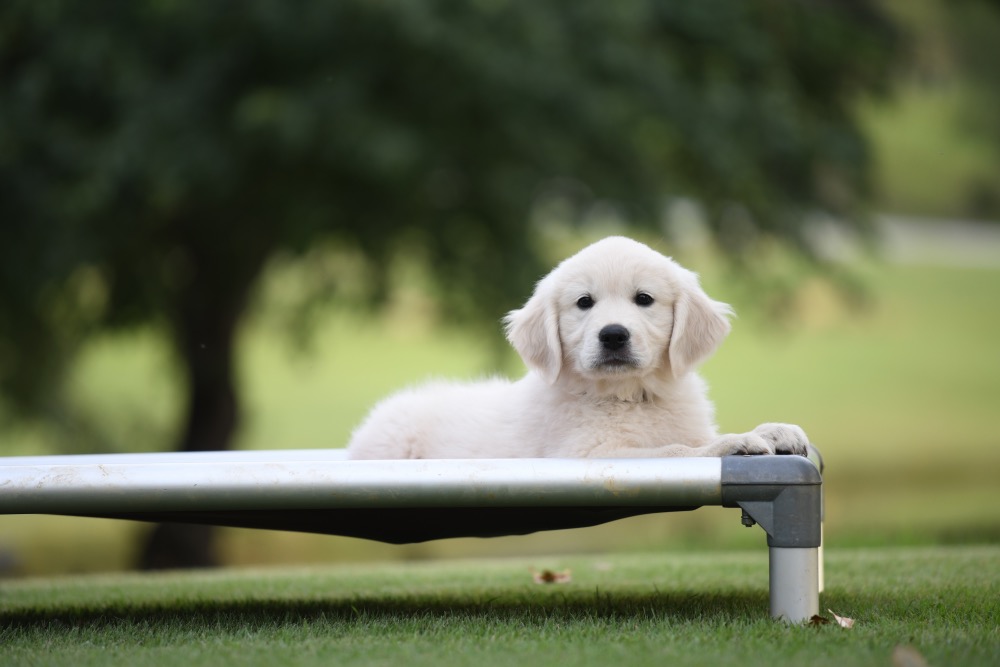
(667, 270, 733, 378)
(503, 276, 562, 384)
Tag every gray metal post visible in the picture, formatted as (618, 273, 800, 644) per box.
(769, 547, 819, 621)
(721, 453, 823, 623)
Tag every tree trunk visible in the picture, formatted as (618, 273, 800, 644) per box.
(137, 256, 250, 570)
(137, 306, 241, 569)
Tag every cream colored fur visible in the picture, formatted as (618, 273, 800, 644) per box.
(347, 236, 809, 459)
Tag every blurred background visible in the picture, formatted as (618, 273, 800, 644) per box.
(1, 0, 997, 576)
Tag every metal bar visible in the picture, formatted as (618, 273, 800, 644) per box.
(0, 453, 723, 514)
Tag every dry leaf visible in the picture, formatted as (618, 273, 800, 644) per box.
(892, 645, 931, 667)
(808, 614, 830, 627)
(828, 609, 855, 629)
(531, 568, 572, 584)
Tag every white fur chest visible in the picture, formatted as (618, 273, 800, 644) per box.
(516, 372, 718, 457)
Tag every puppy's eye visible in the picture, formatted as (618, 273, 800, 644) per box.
(576, 295, 595, 310)
(635, 292, 654, 307)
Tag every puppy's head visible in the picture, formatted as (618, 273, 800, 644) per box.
(504, 236, 732, 392)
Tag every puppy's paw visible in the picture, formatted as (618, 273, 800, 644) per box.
(705, 433, 775, 457)
(752, 423, 810, 456)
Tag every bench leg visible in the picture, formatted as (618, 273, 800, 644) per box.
(769, 546, 819, 622)
(723, 454, 824, 622)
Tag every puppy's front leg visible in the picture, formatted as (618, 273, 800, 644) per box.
(581, 426, 809, 458)
(700, 425, 811, 457)
(751, 423, 810, 456)
(699, 432, 775, 457)
(583, 435, 774, 458)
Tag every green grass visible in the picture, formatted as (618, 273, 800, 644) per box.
(2, 546, 997, 667)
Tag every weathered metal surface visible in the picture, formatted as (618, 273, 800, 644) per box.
(0, 451, 723, 514)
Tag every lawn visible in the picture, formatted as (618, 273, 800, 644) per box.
(2, 546, 997, 667)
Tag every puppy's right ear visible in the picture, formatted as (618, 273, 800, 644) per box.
(503, 276, 562, 384)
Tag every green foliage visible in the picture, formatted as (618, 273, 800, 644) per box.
(946, 1, 1000, 217)
(870, 0, 1000, 218)
(0, 0, 896, 419)
(860, 86, 998, 218)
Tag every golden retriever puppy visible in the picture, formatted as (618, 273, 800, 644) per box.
(347, 236, 809, 459)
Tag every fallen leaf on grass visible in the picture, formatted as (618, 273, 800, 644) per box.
(808, 610, 855, 628)
(828, 609, 855, 629)
(892, 645, 931, 667)
(531, 568, 572, 584)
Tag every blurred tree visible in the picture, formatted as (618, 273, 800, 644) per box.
(0, 0, 895, 567)
(947, 0, 1000, 218)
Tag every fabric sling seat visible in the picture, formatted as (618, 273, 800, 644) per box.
(0, 447, 824, 622)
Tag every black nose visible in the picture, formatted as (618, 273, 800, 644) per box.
(598, 324, 630, 351)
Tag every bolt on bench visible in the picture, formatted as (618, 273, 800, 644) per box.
(0, 446, 824, 622)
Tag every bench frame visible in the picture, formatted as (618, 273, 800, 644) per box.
(0, 448, 823, 622)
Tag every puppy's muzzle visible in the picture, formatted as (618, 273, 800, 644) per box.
(595, 324, 638, 370)
(599, 324, 630, 351)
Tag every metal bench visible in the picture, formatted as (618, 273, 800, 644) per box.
(0, 447, 824, 622)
